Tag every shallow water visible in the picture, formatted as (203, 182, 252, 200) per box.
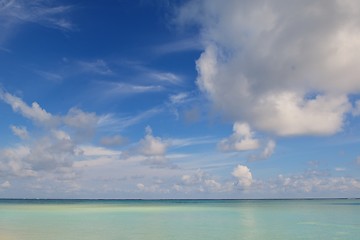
(0, 199, 359, 240)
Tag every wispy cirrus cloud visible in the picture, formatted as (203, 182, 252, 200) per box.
(153, 38, 202, 54)
(33, 70, 63, 82)
(115, 60, 183, 86)
(167, 136, 216, 149)
(77, 59, 113, 76)
(110, 83, 164, 94)
(0, 0, 74, 29)
(98, 106, 163, 132)
(0, 46, 11, 52)
(0, 0, 74, 44)
(148, 72, 181, 85)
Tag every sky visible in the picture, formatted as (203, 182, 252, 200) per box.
(0, 0, 360, 199)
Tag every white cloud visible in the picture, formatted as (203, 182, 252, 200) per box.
(78, 59, 113, 75)
(169, 92, 189, 105)
(110, 83, 164, 94)
(249, 139, 276, 161)
(219, 122, 259, 151)
(0, 0, 73, 44)
(0, 91, 88, 180)
(98, 107, 163, 132)
(79, 145, 121, 157)
(0, 89, 54, 125)
(1, 180, 11, 189)
(63, 107, 99, 138)
(335, 167, 346, 172)
(135, 182, 170, 194)
(0, 145, 36, 177)
(138, 126, 167, 157)
(26, 130, 77, 172)
(149, 72, 181, 85)
(154, 38, 202, 54)
(1, 89, 111, 141)
(34, 70, 63, 82)
(167, 92, 198, 120)
(10, 125, 29, 139)
(232, 165, 253, 188)
(180, 169, 229, 193)
(178, 0, 360, 136)
(136, 183, 145, 190)
(168, 136, 216, 148)
(276, 172, 360, 193)
(261, 140, 276, 159)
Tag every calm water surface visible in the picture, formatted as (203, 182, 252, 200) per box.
(0, 199, 359, 240)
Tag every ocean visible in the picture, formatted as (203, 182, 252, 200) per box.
(0, 199, 359, 240)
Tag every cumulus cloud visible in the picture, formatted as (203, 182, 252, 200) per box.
(0, 129, 81, 181)
(262, 140, 276, 158)
(0, 90, 109, 181)
(10, 125, 29, 139)
(219, 122, 259, 151)
(276, 172, 360, 193)
(136, 183, 145, 190)
(178, 0, 360, 136)
(249, 139, 276, 161)
(63, 107, 99, 138)
(25, 130, 77, 172)
(180, 169, 229, 193)
(232, 165, 253, 188)
(1, 180, 11, 189)
(0, 89, 54, 125)
(139, 126, 167, 156)
(135, 182, 170, 194)
(137, 126, 168, 164)
(0, 145, 36, 177)
(1, 90, 103, 137)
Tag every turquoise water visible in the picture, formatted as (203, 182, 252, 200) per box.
(0, 199, 359, 240)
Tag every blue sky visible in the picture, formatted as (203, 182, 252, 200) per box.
(0, 0, 360, 199)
